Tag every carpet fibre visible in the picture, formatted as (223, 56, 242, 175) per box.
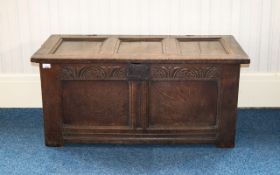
(0, 109, 279, 175)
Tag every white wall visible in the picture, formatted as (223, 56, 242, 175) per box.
(0, 0, 280, 107)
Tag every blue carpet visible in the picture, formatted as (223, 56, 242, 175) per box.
(0, 109, 279, 175)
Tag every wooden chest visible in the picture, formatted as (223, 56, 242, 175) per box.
(31, 35, 249, 148)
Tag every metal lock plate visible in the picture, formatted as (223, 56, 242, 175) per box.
(127, 63, 150, 80)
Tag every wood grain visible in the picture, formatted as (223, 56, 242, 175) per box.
(149, 81, 218, 129)
(62, 81, 130, 127)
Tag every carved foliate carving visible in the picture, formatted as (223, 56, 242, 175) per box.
(61, 64, 219, 80)
(61, 64, 127, 80)
(151, 65, 219, 80)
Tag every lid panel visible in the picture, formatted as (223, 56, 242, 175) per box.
(54, 38, 106, 55)
(117, 38, 163, 54)
(178, 38, 228, 56)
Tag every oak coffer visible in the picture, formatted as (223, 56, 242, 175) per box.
(31, 35, 249, 148)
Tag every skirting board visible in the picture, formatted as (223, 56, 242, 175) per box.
(0, 73, 280, 108)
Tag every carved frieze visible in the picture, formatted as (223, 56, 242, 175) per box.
(61, 64, 127, 80)
(151, 65, 219, 80)
(61, 64, 219, 80)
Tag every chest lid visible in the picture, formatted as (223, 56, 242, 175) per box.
(31, 35, 249, 64)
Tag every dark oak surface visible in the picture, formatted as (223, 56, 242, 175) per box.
(32, 35, 249, 63)
(31, 35, 249, 147)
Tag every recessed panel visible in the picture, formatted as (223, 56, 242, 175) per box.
(149, 81, 218, 128)
(117, 38, 163, 54)
(178, 38, 228, 55)
(54, 38, 106, 55)
(62, 81, 130, 127)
